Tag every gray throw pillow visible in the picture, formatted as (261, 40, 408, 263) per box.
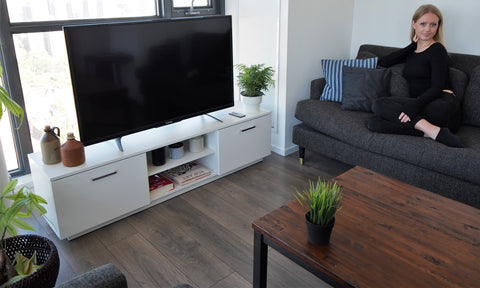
(462, 66, 480, 127)
(449, 67, 468, 103)
(386, 64, 410, 98)
(386, 65, 467, 101)
(341, 66, 391, 112)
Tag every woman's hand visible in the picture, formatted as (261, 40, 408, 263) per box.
(399, 112, 411, 123)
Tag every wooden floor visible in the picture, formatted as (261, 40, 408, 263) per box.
(27, 151, 352, 288)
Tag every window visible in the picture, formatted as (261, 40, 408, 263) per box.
(169, 0, 223, 17)
(5, 0, 156, 23)
(0, 0, 224, 175)
(12, 31, 76, 154)
(173, 0, 209, 8)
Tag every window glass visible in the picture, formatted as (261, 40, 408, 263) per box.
(0, 88, 19, 171)
(173, 0, 209, 8)
(6, 0, 156, 23)
(13, 31, 78, 152)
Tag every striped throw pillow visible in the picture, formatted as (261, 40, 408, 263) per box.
(320, 57, 378, 102)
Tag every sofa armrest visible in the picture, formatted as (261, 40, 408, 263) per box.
(56, 264, 127, 288)
(311, 78, 326, 100)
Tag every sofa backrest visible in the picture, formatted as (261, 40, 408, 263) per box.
(357, 44, 480, 79)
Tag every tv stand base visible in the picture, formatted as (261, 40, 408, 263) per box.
(115, 137, 124, 152)
(206, 113, 223, 123)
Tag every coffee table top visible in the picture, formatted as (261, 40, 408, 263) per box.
(252, 166, 480, 287)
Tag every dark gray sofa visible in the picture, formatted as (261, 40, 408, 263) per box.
(292, 44, 480, 209)
(56, 264, 127, 288)
(55, 263, 193, 288)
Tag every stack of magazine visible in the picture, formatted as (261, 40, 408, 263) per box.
(148, 173, 175, 198)
(149, 161, 213, 199)
(161, 161, 213, 186)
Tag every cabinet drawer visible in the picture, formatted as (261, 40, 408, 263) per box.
(218, 115, 271, 174)
(52, 154, 149, 239)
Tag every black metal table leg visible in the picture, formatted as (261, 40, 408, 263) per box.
(253, 230, 268, 288)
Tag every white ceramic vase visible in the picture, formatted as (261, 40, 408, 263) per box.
(242, 95, 262, 114)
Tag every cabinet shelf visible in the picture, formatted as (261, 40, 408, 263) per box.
(149, 172, 216, 202)
(147, 147, 215, 176)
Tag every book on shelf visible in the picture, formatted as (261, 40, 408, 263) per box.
(162, 161, 212, 186)
(148, 173, 175, 197)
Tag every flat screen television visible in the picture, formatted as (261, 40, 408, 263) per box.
(64, 16, 233, 149)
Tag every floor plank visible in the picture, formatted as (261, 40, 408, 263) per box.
(26, 151, 352, 287)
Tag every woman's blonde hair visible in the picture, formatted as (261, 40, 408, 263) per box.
(410, 4, 444, 44)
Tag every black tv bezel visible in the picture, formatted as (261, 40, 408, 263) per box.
(64, 15, 234, 147)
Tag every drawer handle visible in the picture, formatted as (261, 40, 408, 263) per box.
(241, 126, 256, 133)
(91, 171, 118, 182)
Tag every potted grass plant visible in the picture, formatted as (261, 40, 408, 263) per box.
(0, 62, 59, 287)
(295, 178, 343, 245)
(235, 63, 275, 114)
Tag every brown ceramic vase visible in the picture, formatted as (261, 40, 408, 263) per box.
(61, 132, 85, 167)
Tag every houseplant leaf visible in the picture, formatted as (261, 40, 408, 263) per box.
(235, 64, 275, 97)
(10, 218, 34, 232)
(0, 62, 24, 126)
(0, 180, 48, 244)
(0, 86, 23, 127)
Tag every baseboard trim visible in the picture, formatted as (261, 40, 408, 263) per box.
(270, 144, 298, 156)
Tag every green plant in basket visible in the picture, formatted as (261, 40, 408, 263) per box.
(295, 178, 343, 226)
(0, 61, 49, 286)
(0, 179, 48, 286)
(235, 64, 275, 97)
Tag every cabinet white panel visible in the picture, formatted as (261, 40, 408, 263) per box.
(51, 154, 149, 239)
(29, 108, 271, 239)
(218, 114, 271, 174)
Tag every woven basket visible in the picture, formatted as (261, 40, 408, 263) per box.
(2, 234, 59, 288)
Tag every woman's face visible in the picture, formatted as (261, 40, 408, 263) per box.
(412, 12, 439, 42)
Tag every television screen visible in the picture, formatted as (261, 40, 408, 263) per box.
(64, 16, 233, 146)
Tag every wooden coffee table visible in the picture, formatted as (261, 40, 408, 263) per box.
(252, 166, 480, 287)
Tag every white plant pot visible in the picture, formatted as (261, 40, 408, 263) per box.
(242, 96, 262, 114)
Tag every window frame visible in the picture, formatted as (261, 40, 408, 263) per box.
(0, 0, 224, 176)
(165, 0, 224, 18)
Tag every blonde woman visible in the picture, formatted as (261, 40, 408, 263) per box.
(368, 4, 463, 147)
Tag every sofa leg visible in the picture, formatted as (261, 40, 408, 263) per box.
(299, 146, 305, 165)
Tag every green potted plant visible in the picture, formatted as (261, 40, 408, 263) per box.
(295, 178, 343, 245)
(0, 62, 59, 287)
(235, 63, 275, 114)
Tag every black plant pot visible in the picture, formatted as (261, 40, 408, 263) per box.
(305, 213, 335, 245)
(3, 234, 59, 288)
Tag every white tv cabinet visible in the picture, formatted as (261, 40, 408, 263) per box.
(29, 108, 271, 240)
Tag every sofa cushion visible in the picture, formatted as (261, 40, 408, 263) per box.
(295, 99, 480, 186)
(449, 67, 468, 102)
(381, 64, 467, 102)
(462, 66, 480, 127)
(387, 64, 410, 98)
(320, 57, 378, 102)
(341, 66, 391, 112)
(295, 100, 380, 150)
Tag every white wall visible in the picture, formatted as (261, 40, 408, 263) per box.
(282, 0, 354, 155)
(351, 0, 480, 56)
(227, 0, 280, 128)
(227, 0, 355, 156)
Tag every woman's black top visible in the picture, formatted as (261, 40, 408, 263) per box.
(378, 42, 450, 118)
